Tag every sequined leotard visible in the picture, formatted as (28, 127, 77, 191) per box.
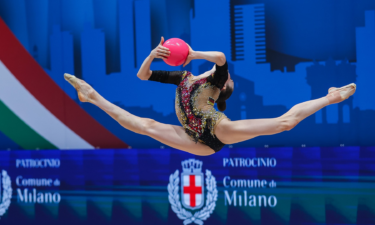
(149, 62, 229, 152)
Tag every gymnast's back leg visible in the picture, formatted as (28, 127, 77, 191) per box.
(215, 84, 356, 145)
(64, 74, 215, 156)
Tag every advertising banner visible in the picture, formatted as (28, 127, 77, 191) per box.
(0, 147, 373, 224)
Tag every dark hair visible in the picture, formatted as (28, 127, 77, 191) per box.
(216, 84, 233, 112)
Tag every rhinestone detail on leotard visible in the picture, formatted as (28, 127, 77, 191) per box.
(175, 72, 226, 143)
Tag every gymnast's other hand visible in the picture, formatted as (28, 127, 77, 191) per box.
(151, 36, 170, 59)
(183, 44, 196, 67)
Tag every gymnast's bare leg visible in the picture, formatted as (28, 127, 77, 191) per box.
(64, 72, 355, 154)
(215, 84, 356, 144)
(64, 74, 215, 156)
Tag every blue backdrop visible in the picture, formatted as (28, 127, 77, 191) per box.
(0, 1, 374, 224)
(0, 0, 374, 148)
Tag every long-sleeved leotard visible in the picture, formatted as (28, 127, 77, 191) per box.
(149, 62, 229, 152)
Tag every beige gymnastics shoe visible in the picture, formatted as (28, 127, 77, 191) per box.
(327, 83, 356, 104)
(64, 73, 95, 103)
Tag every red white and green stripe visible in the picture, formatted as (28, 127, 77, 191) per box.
(0, 18, 128, 150)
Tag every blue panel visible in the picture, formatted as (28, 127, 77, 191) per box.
(326, 104, 339, 124)
(355, 10, 375, 111)
(0, 147, 371, 224)
(241, 110, 246, 119)
(81, 23, 106, 81)
(343, 104, 350, 123)
(135, 0, 151, 68)
(93, 0, 120, 73)
(315, 109, 323, 124)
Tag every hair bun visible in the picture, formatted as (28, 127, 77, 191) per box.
(217, 101, 226, 112)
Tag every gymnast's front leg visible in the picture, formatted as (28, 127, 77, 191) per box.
(215, 83, 356, 144)
(63, 74, 215, 156)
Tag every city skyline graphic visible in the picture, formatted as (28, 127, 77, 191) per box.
(0, 0, 374, 148)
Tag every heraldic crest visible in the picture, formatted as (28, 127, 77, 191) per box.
(0, 170, 12, 218)
(168, 159, 218, 225)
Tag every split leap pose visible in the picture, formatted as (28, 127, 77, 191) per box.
(64, 37, 356, 156)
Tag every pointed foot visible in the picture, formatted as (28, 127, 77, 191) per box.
(327, 83, 356, 104)
(63, 73, 95, 103)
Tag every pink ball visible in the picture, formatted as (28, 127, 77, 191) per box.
(162, 38, 189, 66)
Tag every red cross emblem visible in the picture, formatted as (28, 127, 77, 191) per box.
(182, 174, 204, 209)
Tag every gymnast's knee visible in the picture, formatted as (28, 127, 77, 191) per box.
(279, 116, 299, 132)
(139, 118, 158, 135)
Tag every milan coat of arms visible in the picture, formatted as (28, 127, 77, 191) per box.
(0, 170, 12, 218)
(168, 159, 218, 225)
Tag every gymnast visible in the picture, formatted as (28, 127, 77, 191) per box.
(64, 37, 356, 156)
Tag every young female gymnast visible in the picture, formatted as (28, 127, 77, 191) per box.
(64, 37, 356, 156)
